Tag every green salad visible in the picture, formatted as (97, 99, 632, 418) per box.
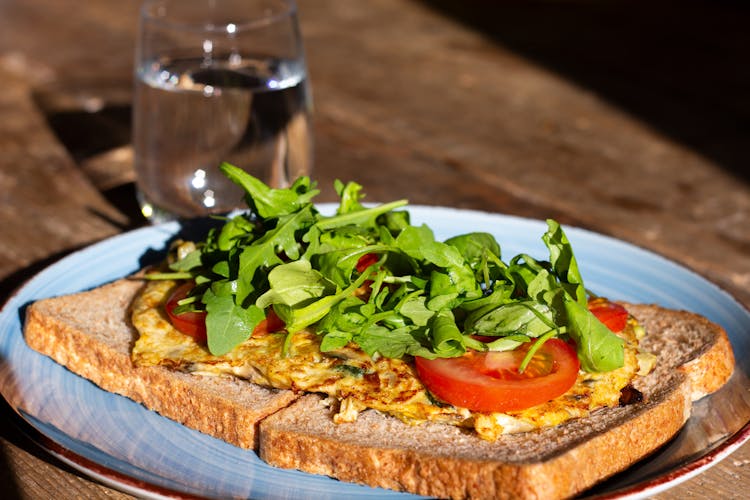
(149, 162, 624, 373)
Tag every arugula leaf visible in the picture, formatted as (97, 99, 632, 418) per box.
(540, 221, 625, 371)
(214, 215, 255, 251)
(316, 296, 367, 350)
(379, 210, 410, 234)
(353, 324, 433, 359)
(276, 294, 346, 334)
(542, 219, 587, 305)
(220, 162, 318, 219)
(169, 248, 203, 272)
(204, 286, 265, 356)
(274, 266, 374, 333)
(468, 301, 554, 338)
(151, 167, 624, 372)
(444, 232, 501, 272)
(256, 260, 335, 309)
(397, 226, 481, 306)
(320, 329, 354, 351)
(315, 199, 409, 231)
(312, 245, 389, 288)
(334, 180, 367, 214)
(235, 206, 315, 304)
(429, 310, 466, 357)
(397, 294, 433, 326)
(484, 334, 531, 352)
(563, 297, 625, 372)
(524, 266, 624, 372)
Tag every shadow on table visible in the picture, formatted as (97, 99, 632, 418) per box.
(0, 394, 51, 499)
(32, 79, 145, 228)
(422, 0, 750, 184)
(0, 427, 23, 500)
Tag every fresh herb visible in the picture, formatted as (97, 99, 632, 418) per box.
(334, 364, 366, 377)
(152, 162, 624, 372)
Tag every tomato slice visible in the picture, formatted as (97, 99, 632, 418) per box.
(356, 252, 379, 273)
(588, 298, 628, 333)
(166, 283, 285, 342)
(165, 282, 207, 343)
(252, 307, 286, 337)
(414, 339, 580, 412)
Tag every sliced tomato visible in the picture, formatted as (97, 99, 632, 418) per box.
(167, 283, 286, 342)
(414, 339, 580, 412)
(356, 252, 379, 273)
(588, 298, 628, 333)
(252, 307, 286, 337)
(165, 282, 207, 343)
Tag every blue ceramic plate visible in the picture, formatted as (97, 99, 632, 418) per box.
(1, 206, 749, 499)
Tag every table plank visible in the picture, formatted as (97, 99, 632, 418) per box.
(301, 0, 750, 305)
(0, 65, 128, 294)
(0, 0, 747, 498)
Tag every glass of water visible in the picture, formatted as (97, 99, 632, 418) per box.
(133, 0, 313, 222)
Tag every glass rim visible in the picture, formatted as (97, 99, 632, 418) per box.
(139, 0, 298, 33)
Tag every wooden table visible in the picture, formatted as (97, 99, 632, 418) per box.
(1, 0, 748, 498)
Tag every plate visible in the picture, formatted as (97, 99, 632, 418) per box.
(1, 206, 749, 499)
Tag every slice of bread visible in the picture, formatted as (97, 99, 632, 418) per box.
(23, 279, 735, 499)
(258, 302, 735, 499)
(23, 278, 298, 450)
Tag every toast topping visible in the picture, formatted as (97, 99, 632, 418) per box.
(132, 278, 646, 440)
(130, 166, 651, 440)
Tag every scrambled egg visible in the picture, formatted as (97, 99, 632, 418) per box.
(131, 280, 649, 441)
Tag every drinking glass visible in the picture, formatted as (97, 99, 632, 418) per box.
(133, 0, 313, 222)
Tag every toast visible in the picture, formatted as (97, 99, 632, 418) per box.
(23, 278, 298, 450)
(23, 278, 734, 499)
(259, 303, 735, 499)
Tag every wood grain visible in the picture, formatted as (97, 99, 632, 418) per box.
(0, 0, 747, 498)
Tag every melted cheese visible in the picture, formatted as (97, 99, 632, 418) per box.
(131, 279, 646, 440)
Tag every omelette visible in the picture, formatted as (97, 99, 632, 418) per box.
(131, 279, 653, 441)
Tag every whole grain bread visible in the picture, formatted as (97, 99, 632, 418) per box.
(23, 278, 298, 450)
(23, 280, 735, 499)
(258, 302, 735, 499)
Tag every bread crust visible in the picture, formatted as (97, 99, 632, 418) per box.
(23, 279, 298, 449)
(623, 303, 735, 400)
(22, 282, 735, 499)
(260, 380, 691, 500)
